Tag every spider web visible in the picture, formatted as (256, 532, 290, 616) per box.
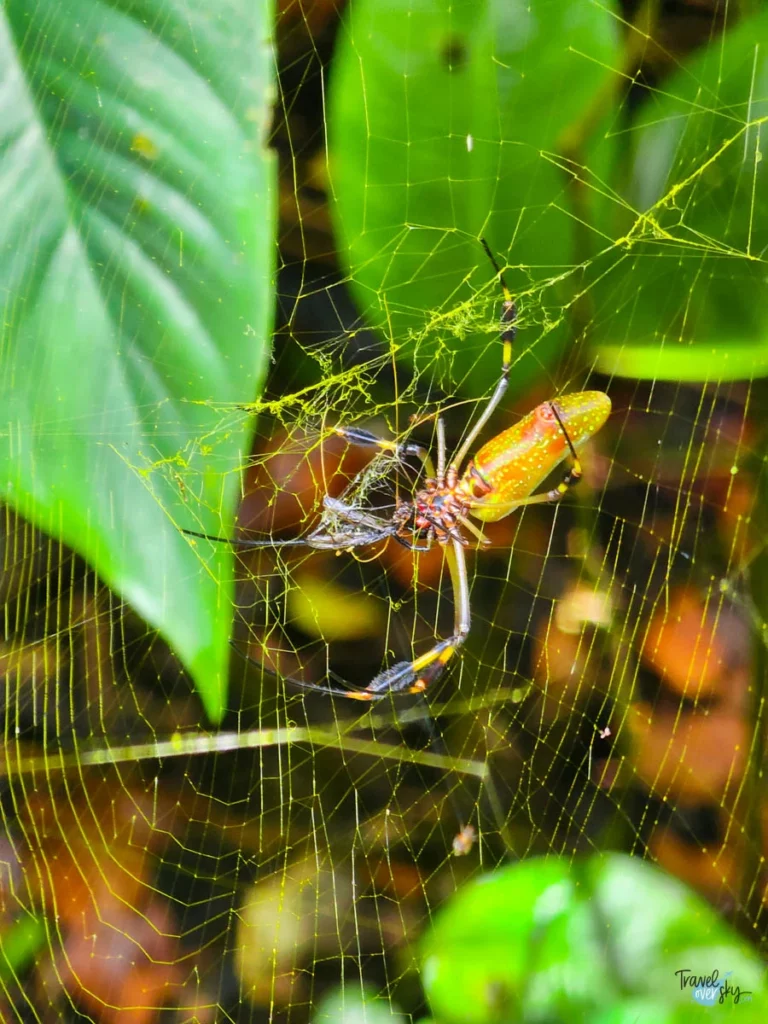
(1, 1, 767, 1021)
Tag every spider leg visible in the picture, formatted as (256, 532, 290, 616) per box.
(455, 514, 491, 547)
(182, 527, 309, 549)
(335, 425, 437, 478)
(504, 467, 581, 510)
(229, 640, 374, 700)
(393, 532, 434, 553)
(547, 401, 583, 493)
(436, 416, 447, 487)
(357, 536, 471, 699)
(449, 239, 516, 472)
(182, 522, 394, 553)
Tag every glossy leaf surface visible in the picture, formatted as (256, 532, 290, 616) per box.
(593, 8, 768, 380)
(0, 0, 275, 721)
(330, 0, 619, 400)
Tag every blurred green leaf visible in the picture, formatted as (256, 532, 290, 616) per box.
(0, 0, 276, 722)
(421, 854, 768, 1023)
(330, 0, 619, 401)
(592, 9, 768, 381)
(0, 914, 45, 984)
(312, 986, 407, 1024)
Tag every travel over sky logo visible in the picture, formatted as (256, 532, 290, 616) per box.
(675, 969, 752, 1006)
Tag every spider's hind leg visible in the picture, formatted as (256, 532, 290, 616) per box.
(364, 637, 463, 698)
(360, 537, 471, 699)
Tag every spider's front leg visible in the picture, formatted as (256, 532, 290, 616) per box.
(335, 425, 438, 479)
(336, 423, 445, 552)
(354, 537, 470, 700)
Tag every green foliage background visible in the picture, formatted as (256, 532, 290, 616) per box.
(1, 1, 768, 1022)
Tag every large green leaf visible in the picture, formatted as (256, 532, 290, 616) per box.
(0, 0, 275, 722)
(421, 854, 768, 1023)
(330, 0, 619, 400)
(593, 9, 768, 381)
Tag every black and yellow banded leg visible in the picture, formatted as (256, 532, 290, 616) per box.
(506, 461, 583, 512)
(335, 425, 437, 479)
(349, 536, 471, 700)
(449, 239, 517, 473)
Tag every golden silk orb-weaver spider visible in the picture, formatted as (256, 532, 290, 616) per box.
(184, 240, 611, 701)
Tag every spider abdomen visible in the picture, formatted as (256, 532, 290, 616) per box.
(467, 391, 611, 522)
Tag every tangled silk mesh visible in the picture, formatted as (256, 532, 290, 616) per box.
(1, 5, 766, 1023)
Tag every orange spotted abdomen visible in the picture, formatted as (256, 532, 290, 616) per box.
(465, 391, 611, 522)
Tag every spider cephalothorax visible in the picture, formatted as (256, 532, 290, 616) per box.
(413, 479, 470, 539)
(395, 462, 493, 546)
